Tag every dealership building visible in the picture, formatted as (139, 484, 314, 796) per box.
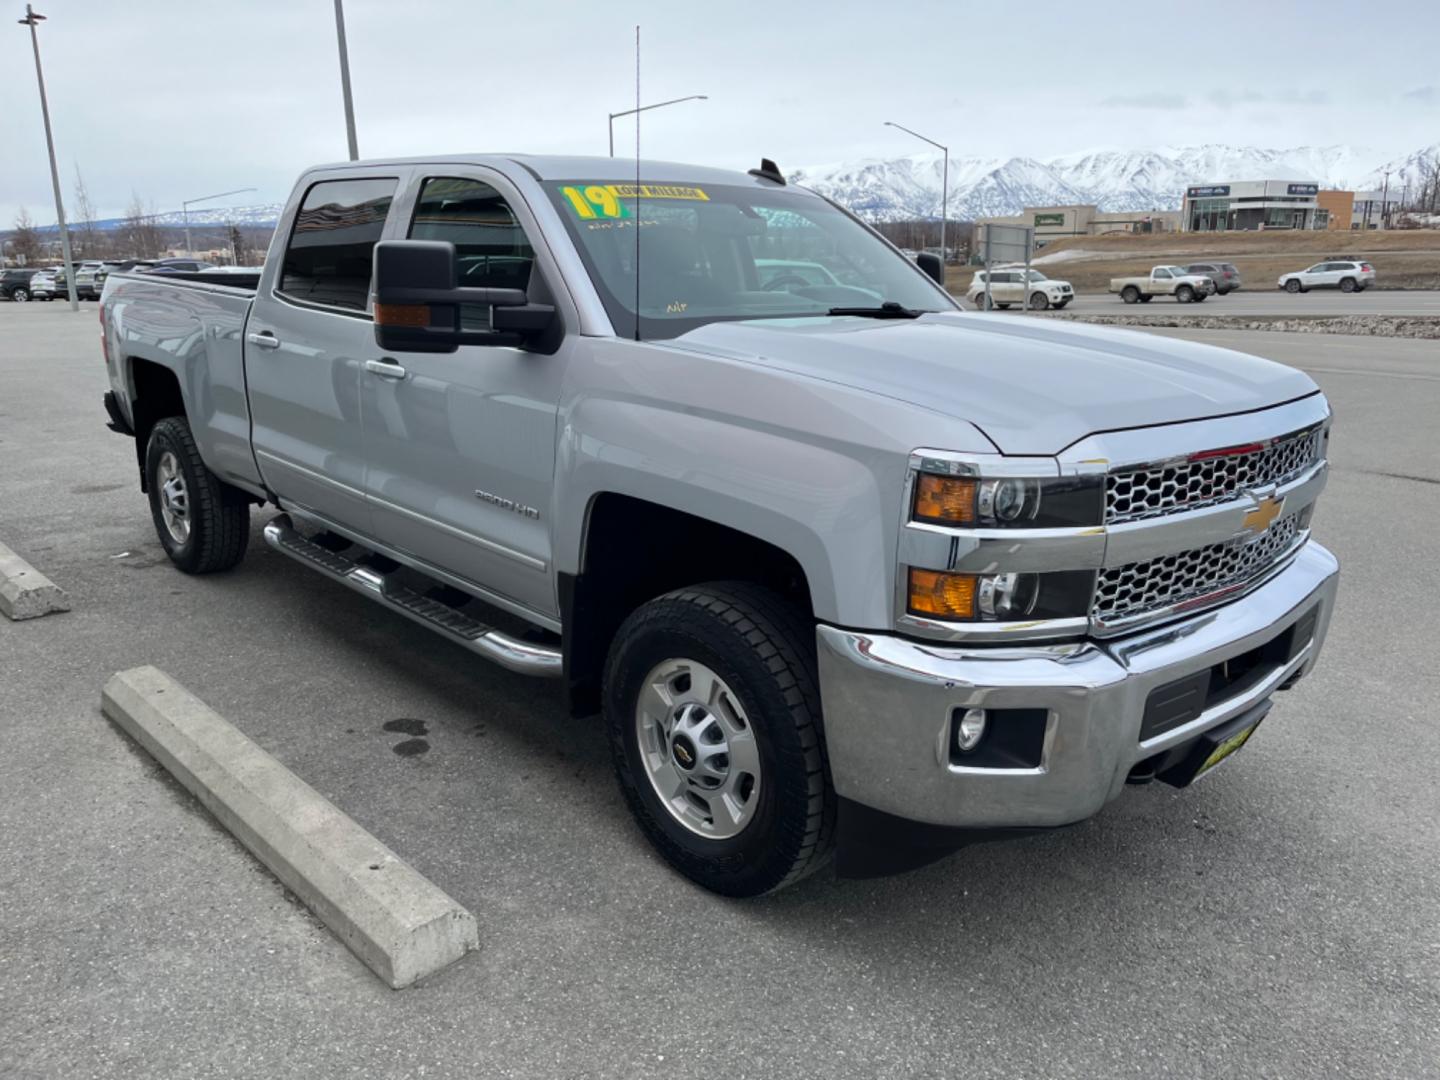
(1182, 180, 1321, 231)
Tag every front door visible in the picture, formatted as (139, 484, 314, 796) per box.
(246, 174, 401, 535)
(359, 170, 567, 621)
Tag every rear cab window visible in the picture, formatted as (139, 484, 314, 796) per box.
(277, 177, 398, 312)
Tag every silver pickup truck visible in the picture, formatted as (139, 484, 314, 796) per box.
(100, 154, 1339, 895)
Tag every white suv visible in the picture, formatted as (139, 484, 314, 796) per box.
(1278, 260, 1375, 294)
(968, 268, 1074, 310)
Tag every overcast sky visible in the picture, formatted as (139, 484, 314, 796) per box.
(2, 0, 1436, 226)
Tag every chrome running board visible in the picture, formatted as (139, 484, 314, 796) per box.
(262, 515, 562, 678)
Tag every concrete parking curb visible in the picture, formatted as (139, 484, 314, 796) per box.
(101, 665, 478, 988)
(0, 540, 70, 620)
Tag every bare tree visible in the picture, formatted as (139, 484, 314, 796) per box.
(122, 192, 163, 259)
(72, 166, 102, 258)
(11, 206, 43, 265)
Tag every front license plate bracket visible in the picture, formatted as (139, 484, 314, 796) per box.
(1156, 699, 1272, 788)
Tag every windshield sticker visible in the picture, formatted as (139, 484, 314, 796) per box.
(558, 183, 709, 220)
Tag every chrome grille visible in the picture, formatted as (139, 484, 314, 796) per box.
(1092, 513, 1302, 623)
(1106, 427, 1323, 524)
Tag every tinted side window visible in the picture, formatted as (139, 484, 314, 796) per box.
(279, 177, 397, 311)
(409, 177, 534, 291)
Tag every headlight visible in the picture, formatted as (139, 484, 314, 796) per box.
(912, 473, 1102, 528)
(907, 568, 1094, 621)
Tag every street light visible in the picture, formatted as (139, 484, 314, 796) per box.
(183, 188, 257, 259)
(885, 120, 948, 267)
(608, 94, 707, 157)
(18, 4, 77, 311)
(333, 0, 358, 161)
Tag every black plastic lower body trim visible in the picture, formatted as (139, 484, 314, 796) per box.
(103, 391, 133, 436)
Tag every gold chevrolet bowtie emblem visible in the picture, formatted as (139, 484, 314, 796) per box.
(1242, 494, 1284, 536)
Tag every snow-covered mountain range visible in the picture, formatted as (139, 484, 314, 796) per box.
(790, 142, 1440, 221)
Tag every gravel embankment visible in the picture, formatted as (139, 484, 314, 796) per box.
(1034, 312, 1440, 339)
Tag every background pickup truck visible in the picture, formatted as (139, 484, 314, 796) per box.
(1110, 265, 1217, 303)
(100, 154, 1338, 896)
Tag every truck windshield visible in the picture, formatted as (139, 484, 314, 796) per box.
(545, 180, 956, 339)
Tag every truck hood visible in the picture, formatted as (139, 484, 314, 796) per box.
(671, 313, 1318, 455)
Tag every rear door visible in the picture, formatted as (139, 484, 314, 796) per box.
(246, 173, 401, 535)
(359, 169, 569, 620)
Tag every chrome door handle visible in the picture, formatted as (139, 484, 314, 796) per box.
(246, 331, 280, 350)
(365, 358, 407, 379)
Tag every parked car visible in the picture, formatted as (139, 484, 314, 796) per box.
(754, 258, 842, 290)
(71, 260, 112, 300)
(101, 153, 1338, 895)
(1185, 262, 1241, 295)
(29, 268, 59, 300)
(1277, 260, 1375, 294)
(1110, 265, 1216, 303)
(91, 259, 158, 294)
(1, 268, 38, 302)
(967, 268, 1074, 310)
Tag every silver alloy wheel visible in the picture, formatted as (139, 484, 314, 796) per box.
(635, 658, 761, 840)
(12, 288, 28, 302)
(155, 450, 191, 544)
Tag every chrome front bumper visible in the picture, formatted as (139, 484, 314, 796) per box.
(816, 540, 1339, 830)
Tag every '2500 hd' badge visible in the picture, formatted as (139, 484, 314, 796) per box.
(474, 489, 540, 520)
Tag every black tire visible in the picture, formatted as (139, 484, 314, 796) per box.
(1339, 277, 1357, 293)
(145, 416, 250, 574)
(1055, 299, 1070, 309)
(1285, 279, 1302, 294)
(604, 582, 834, 897)
(997, 303, 1011, 310)
(1176, 284, 1195, 303)
(1121, 286, 1140, 304)
(11, 287, 29, 302)
(1028, 292, 1049, 311)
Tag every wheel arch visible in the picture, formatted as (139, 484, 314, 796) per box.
(126, 356, 188, 492)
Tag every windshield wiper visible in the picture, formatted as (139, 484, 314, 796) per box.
(826, 301, 923, 319)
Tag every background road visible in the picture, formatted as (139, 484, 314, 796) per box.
(965, 287, 1440, 316)
(2, 304, 1437, 1079)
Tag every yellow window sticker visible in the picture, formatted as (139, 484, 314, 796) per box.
(558, 183, 709, 220)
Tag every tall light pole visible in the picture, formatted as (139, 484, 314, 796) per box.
(885, 120, 948, 264)
(608, 94, 707, 157)
(18, 4, 77, 311)
(183, 187, 257, 258)
(333, 0, 359, 160)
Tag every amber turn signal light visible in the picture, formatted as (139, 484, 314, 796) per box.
(907, 568, 977, 618)
(913, 475, 977, 524)
(373, 302, 430, 327)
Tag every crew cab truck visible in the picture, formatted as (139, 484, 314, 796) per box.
(1110, 265, 1216, 303)
(100, 155, 1339, 895)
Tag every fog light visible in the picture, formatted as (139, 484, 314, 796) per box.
(956, 708, 987, 752)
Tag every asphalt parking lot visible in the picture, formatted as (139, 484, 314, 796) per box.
(2, 302, 1438, 1079)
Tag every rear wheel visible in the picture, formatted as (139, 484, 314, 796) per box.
(1121, 286, 1140, 304)
(145, 416, 250, 574)
(1028, 291, 1049, 311)
(11, 287, 29, 302)
(1339, 277, 1357, 293)
(604, 582, 834, 897)
(1176, 285, 1195, 303)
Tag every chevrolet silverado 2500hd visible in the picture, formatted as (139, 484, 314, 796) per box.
(100, 155, 1339, 895)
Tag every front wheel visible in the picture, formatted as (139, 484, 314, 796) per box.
(145, 416, 250, 573)
(1176, 285, 1195, 303)
(1285, 279, 1302, 294)
(604, 583, 834, 897)
(1028, 292, 1049, 311)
